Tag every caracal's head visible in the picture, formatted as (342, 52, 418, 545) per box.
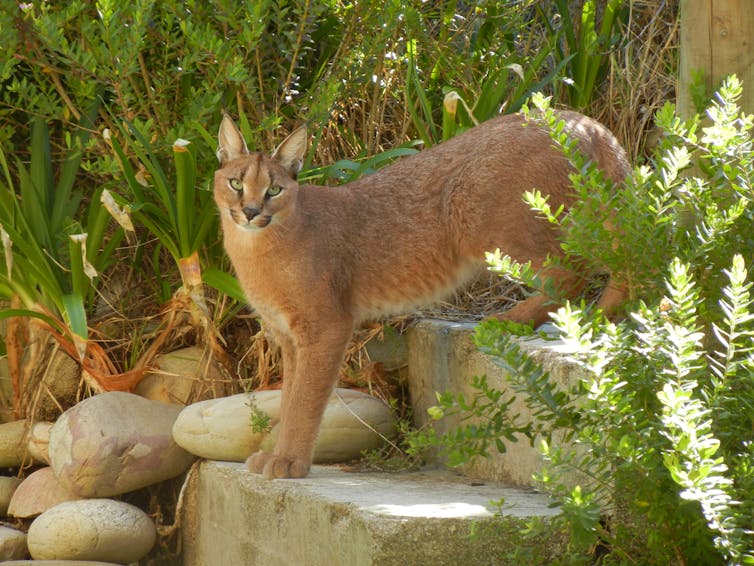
(214, 115, 308, 232)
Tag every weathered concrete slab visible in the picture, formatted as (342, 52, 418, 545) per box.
(181, 461, 563, 566)
(407, 319, 584, 486)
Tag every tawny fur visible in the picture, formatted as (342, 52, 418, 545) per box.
(214, 110, 629, 479)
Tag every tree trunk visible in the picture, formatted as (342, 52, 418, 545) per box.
(678, 0, 754, 117)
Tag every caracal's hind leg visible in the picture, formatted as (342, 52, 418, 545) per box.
(495, 265, 587, 328)
(596, 277, 628, 318)
(497, 269, 627, 327)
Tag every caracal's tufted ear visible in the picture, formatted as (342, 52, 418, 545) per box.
(272, 125, 308, 178)
(217, 114, 249, 165)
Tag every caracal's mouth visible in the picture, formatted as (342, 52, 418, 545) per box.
(253, 215, 273, 228)
(230, 210, 273, 231)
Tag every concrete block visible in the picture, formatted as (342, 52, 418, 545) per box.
(407, 319, 585, 486)
(181, 461, 563, 566)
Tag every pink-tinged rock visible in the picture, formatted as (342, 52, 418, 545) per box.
(27, 499, 155, 563)
(49, 392, 196, 497)
(8, 467, 81, 518)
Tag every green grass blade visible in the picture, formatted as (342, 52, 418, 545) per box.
(50, 97, 101, 234)
(173, 138, 197, 258)
(582, 0, 623, 105)
(68, 235, 87, 300)
(1, 226, 65, 310)
(16, 161, 50, 249)
(130, 207, 181, 263)
(108, 133, 147, 202)
(86, 187, 112, 267)
(0, 143, 13, 191)
(190, 201, 219, 255)
(554, 0, 577, 53)
(124, 122, 177, 231)
(50, 141, 83, 236)
(574, 0, 598, 108)
(29, 117, 53, 218)
(0, 308, 64, 332)
(509, 53, 574, 113)
(192, 121, 217, 152)
(62, 293, 88, 360)
(406, 39, 437, 146)
(202, 267, 246, 304)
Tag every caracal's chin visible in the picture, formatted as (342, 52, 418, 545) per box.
(235, 217, 272, 231)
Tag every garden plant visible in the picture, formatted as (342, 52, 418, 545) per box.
(415, 77, 754, 564)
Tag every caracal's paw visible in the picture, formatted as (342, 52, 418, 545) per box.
(246, 451, 311, 479)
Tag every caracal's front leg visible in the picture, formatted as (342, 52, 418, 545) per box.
(246, 320, 353, 479)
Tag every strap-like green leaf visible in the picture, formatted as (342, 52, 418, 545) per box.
(202, 267, 246, 304)
(62, 293, 88, 342)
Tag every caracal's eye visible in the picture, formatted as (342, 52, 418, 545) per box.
(266, 185, 282, 198)
(228, 178, 243, 192)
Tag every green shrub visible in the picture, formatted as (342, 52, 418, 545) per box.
(414, 77, 754, 564)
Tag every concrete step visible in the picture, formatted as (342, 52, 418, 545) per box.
(180, 461, 564, 566)
(407, 318, 583, 487)
(180, 319, 581, 565)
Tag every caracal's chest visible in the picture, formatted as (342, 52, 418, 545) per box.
(228, 227, 332, 332)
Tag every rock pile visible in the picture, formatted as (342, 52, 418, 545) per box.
(0, 347, 397, 562)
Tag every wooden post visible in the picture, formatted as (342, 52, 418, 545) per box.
(678, 0, 754, 118)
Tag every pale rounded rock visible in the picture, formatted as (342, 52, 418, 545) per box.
(0, 357, 14, 413)
(8, 467, 81, 518)
(27, 421, 53, 464)
(365, 328, 409, 371)
(0, 421, 28, 468)
(0, 476, 22, 515)
(135, 346, 222, 405)
(173, 388, 396, 463)
(265, 389, 398, 463)
(0, 420, 51, 468)
(0, 525, 27, 561)
(172, 390, 282, 461)
(27, 499, 156, 563)
(37, 350, 80, 420)
(49, 391, 196, 497)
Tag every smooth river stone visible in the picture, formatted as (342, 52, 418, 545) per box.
(8, 467, 81, 518)
(173, 388, 397, 463)
(49, 391, 196, 497)
(27, 499, 156, 563)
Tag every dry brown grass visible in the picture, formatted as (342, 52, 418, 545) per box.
(590, 0, 680, 161)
